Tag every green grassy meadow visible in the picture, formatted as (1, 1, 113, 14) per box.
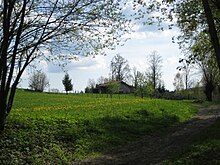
(0, 89, 198, 164)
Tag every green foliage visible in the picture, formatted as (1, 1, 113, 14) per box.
(190, 32, 220, 101)
(0, 89, 198, 164)
(107, 80, 120, 96)
(62, 73, 73, 94)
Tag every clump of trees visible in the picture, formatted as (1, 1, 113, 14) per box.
(190, 34, 220, 101)
(84, 79, 96, 93)
(62, 73, 73, 95)
(132, 51, 165, 98)
(85, 77, 120, 97)
(107, 80, 120, 98)
(85, 52, 167, 98)
(109, 52, 165, 98)
(85, 79, 98, 93)
(136, 0, 220, 71)
(137, 0, 220, 101)
(131, 68, 147, 98)
(173, 49, 220, 101)
(29, 70, 49, 92)
(85, 54, 132, 94)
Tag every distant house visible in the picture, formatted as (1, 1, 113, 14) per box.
(96, 81, 134, 94)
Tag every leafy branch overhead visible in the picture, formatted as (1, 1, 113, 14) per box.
(0, 0, 132, 132)
(135, 0, 220, 71)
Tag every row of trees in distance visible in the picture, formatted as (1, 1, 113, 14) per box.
(28, 71, 73, 94)
(86, 51, 220, 101)
(85, 51, 165, 98)
(145, 0, 220, 101)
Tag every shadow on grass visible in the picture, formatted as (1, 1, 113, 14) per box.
(0, 110, 180, 163)
(167, 118, 220, 165)
(57, 109, 180, 159)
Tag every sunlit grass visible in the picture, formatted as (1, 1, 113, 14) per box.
(0, 89, 198, 164)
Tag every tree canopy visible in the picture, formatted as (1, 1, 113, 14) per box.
(136, 0, 220, 71)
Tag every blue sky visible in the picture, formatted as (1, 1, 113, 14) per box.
(18, 2, 184, 92)
(19, 26, 182, 92)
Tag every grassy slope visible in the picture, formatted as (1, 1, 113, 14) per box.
(0, 89, 197, 164)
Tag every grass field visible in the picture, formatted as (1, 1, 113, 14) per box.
(0, 89, 198, 164)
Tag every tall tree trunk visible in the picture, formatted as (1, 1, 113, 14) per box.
(0, 0, 11, 133)
(0, 0, 27, 133)
(0, 102, 7, 132)
(202, 0, 220, 72)
(204, 81, 214, 101)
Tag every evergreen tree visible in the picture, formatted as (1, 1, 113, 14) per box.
(62, 73, 73, 95)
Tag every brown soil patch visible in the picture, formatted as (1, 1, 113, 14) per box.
(76, 104, 220, 165)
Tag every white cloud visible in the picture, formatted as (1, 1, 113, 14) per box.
(68, 56, 106, 70)
(123, 18, 179, 41)
(39, 60, 48, 70)
(47, 55, 106, 73)
(164, 56, 179, 66)
(130, 60, 147, 73)
(18, 1, 182, 92)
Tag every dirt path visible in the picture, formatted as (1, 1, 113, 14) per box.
(76, 104, 220, 165)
